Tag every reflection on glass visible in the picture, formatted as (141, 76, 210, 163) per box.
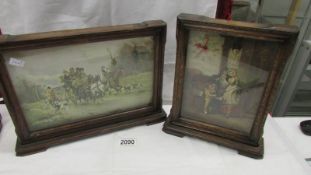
(181, 30, 278, 134)
(4, 37, 154, 131)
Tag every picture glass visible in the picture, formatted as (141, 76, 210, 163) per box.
(181, 30, 279, 134)
(3, 36, 154, 131)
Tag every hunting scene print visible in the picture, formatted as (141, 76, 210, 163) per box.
(181, 30, 276, 134)
(4, 37, 154, 131)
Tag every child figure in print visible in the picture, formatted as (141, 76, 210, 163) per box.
(202, 68, 240, 116)
(221, 69, 240, 117)
(202, 48, 242, 117)
(203, 83, 217, 114)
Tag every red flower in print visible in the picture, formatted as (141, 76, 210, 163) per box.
(195, 34, 209, 52)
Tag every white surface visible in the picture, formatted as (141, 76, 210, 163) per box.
(0, 105, 310, 175)
(274, 117, 311, 159)
(0, 0, 218, 103)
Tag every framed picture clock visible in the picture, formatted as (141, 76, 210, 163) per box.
(163, 14, 299, 158)
(0, 21, 167, 156)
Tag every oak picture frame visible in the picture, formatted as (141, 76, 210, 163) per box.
(0, 21, 167, 156)
(163, 14, 299, 159)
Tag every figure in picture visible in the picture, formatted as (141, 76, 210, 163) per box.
(45, 86, 61, 111)
(60, 70, 74, 103)
(203, 83, 217, 114)
(222, 69, 240, 117)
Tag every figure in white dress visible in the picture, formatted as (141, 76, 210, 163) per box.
(222, 69, 239, 117)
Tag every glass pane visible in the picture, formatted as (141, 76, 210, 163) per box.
(180, 30, 279, 134)
(3, 36, 154, 131)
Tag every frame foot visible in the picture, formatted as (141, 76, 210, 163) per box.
(238, 138, 264, 159)
(145, 109, 166, 125)
(16, 139, 48, 156)
(162, 121, 185, 138)
(162, 120, 264, 159)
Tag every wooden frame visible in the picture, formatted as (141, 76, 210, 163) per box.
(0, 28, 3, 104)
(163, 14, 298, 159)
(0, 113, 2, 132)
(0, 21, 167, 156)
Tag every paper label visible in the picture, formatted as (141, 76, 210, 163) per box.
(9, 58, 25, 67)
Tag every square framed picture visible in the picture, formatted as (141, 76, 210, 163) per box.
(0, 21, 166, 156)
(163, 14, 298, 158)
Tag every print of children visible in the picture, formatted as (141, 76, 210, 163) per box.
(222, 69, 239, 117)
(204, 83, 217, 114)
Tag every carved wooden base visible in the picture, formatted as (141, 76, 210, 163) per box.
(163, 120, 264, 159)
(15, 109, 166, 156)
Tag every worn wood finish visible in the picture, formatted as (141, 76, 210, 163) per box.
(0, 91, 3, 103)
(0, 21, 167, 156)
(0, 113, 2, 133)
(163, 13, 299, 159)
(16, 109, 166, 156)
(0, 30, 3, 104)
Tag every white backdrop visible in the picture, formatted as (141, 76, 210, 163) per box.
(0, 0, 218, 102)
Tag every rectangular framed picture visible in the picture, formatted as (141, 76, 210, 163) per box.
(163, 14, 298, 158)
(0, 21, 166, 156)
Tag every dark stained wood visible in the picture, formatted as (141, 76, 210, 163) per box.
(0, 21, 167, 156)
(0, 113, 2, 132)
(163, 13, 299, 159)
(0, 94, 3, 104)
(0, 29, 3, 105)
(163, 120, 264, 159)
(16, 109, 166, 156)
